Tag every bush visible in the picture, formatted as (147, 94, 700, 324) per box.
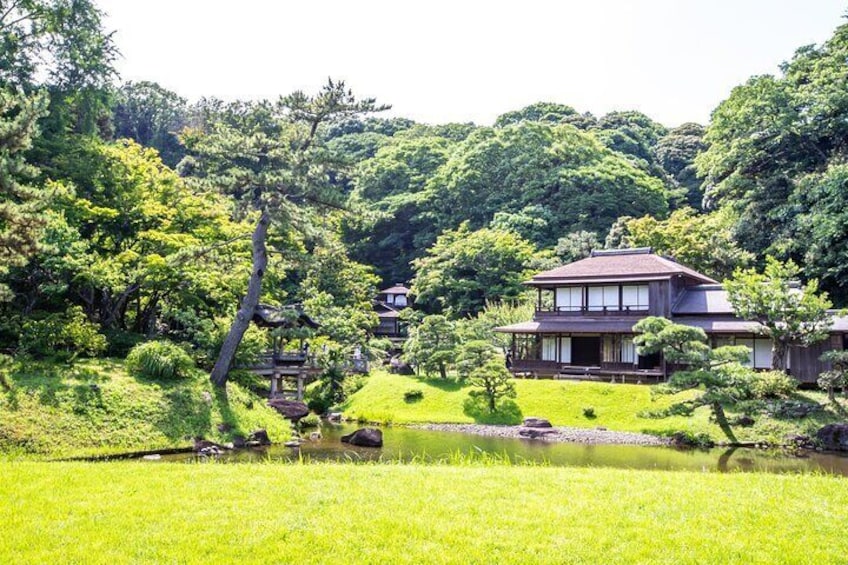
(582, 406, 596, 419)
(193, 317, 268, 370)
(126, 341, 196, 380)
(307, 397, 332, 415)
(749, 371, 797, 399)
(404, 388, 424, 402)
(298, 413, 321, 428)
(19, 306, 107, 360)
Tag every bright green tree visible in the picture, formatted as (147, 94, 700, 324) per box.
(468, 358, 517, 413)
(402, 314, 459, 379)
(725, 257, 832, 371)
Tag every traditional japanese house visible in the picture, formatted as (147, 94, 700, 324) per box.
(495, 248, 848, 383)
(374, 284, 412, 344)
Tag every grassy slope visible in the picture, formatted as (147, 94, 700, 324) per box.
(2, 461, 847, 564)
(0, 359, 290, 458)
(344, 370, 842, 442)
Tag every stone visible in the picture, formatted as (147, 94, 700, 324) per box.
(142, 454, 161, 461)
(232, 435, 247, 448)
(284, 440, 302, 448)
(327, 412, 343, 422)
(309, 431, 322, 441)
(193, 438, 230, 453)
(522, 417, 552, 428)
(784, 434, 814, 449)
(216, 423, 232, 433)
(247, 429, 271, 446)
(340, 427, 383, 447)
(816, 423, 848, 451)
(267, 399, 309, 422)
(518, 427, 556, 439)
(735, 414, 755, 427)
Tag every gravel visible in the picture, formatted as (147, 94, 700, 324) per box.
(411, 423, 670, 446)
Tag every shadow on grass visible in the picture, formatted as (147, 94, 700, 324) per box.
(462, 395, 523, 425)
(416, 377, 465, 393)
(154, 387, 213, 442)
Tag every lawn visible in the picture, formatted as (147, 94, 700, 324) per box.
(0, 359, 291, 458)
(343, 370, 842, 442)
(2, 461, 847, 564)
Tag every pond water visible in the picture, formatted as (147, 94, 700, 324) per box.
(145, 423, 848, 476)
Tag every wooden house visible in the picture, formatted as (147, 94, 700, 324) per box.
(495, 248, 848, 383)
(374, 284, 412, 344)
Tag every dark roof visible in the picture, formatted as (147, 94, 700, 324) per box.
(528, 248, 717, 285)
(672, 285, 734, 315)
(380, 285, 410, 295)
(252, 304, 320, 330)
(671, 317, 762, 334)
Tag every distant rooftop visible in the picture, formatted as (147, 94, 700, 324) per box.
(529, 248, 717, 285)
(380, 284, 410, 295)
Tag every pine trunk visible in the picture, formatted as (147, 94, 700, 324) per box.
(771, 341, 788, 371)
(210, 211, 270, 387)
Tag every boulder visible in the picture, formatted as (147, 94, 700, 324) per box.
(268, 399, 309, 422)
(518, 427, 556, 439)
(327, 412, 343, 422)
(193, 438, 230, 453)
(340, 427, 383, 447)
(784, 434, 814, 449)
(232, 435, 247, 448)
(735, 414, 755, 427)
(284, 440, 302, 448)
(247, 429, 271, 446)
(523, 417, 552, 428)
(816, 424, 848, 451)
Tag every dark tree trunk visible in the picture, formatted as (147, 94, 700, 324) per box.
(210, 211, 270, 387)
(439, 363, 447, 380)
(771, 341, 788, 371)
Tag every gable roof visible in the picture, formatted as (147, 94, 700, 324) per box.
(528, 248, 717, 285)
(380, 285, 410, 295)
(672, 284, 734, 315)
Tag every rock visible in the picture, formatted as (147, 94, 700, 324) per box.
(193, 438, 230, 453)
(768, 400, 820, 419)
(816, 424, 848, 451)
(784, 434, 814, 449)
(309, 431, 322, 441)
(247, 429, 271, 446)
(327, 412, 343, 422)
(523, 417, 552, 428)
(518, 427, 556, 439)
(232, 435, 247, 448)
(142, 454, 161, 461)
(267, 399, 309, 422)
(284, 440, 302, 448)
(340, 427, 383, 447)
(735, 414, 755, 427)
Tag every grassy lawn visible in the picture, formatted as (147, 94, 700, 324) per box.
(1, 461, 846, 564)
(0, 359, 290, 458)
(344, 370, 843, 442)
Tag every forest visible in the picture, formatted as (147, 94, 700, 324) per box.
(3, 1, 848, 380)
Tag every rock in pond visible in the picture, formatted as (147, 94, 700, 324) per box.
(247, 429, 271, 446)
(284, 440, 302, 448)
(193, 438, 231, 454)
(327, 412, 343, 422)
(523, 417, 552, 428)
(267, 399, 309, 422)
(816, 423, 848, 451)
(340, 427, 383, 447)
(142, 454, 162, 461)
(518, 427, 557, 439)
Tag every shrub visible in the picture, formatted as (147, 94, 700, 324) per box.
(19, 306, 107, 360)
(298, 413, 321, 428)
(404, 388, 424, 402)
(307, 397, 332, 415)
(749, 371, 797, 399)
(193, 317, 268, 370)
(582, 406, 596, 419)
(126, 341, 195, 380)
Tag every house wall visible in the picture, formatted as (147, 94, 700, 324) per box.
(648, 281, 670, 317)
(789, 335, 843, 384)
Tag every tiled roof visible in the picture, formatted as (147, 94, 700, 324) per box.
(673, 285, 734, 315)
(380, 285, 410, 295)
(529, 248, 717, 285)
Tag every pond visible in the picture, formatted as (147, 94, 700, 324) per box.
(145, 423, 848, 476)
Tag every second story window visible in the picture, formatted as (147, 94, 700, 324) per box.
(555, 287, 583, 311)
(588, 285, 619, 311)
(622, 285, 650, 311)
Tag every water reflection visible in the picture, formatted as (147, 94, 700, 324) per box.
(152, 423, 848, 476)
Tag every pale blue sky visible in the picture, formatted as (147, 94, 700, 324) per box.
(99, 1, 846, 127)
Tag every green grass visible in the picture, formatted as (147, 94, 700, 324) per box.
(344, 370, 843, 442)
(0, 358, 291, 458)
(2, 461, 847, 564)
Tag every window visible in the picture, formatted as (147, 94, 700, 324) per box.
(555, 287, 584, 311)
(588, 286, 619, 311)
(560, 337, 572, 363)
(602, 335, 636, 364)
(394, 294, 407, 307)
(542, 337, 557, 361)
(621, 337, 636, 363)
(621, 285, 650, 311)
(737, 337, 772, 369)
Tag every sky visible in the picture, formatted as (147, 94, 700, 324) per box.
(99, 1, 847, 127)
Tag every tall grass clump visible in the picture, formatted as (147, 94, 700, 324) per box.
(126, 341, 195, 380)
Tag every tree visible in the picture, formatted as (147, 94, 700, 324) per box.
(411, 223, 543, 318)
(633, 316, 751, 441)
(459, 299, 535, 356)
(494, 102, 577, 127)
(611, 207, 753, 281)
(183, 79, 387, 386)
(468, 358, 516, 413)
(113, 81, 188, 167)
(818, 350, 848, 401)
(555, 231, 600, 264)
(654, 122, 707, 209)
(455, 339, 497, 380)
(402, 314, 459, 379)
(725, 257, 832, 371)
(0, 88, 48, 300)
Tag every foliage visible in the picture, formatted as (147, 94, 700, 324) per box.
(818, 350, 848, 401)
(633, 316, 752, 441)
(402, 314, 460, 379)
(467, 358, 516, 413)
(403, 388, 424, 402)
(192, 317, 268, 370)
(582, 406, 596, 419)
(494, 102, 578, 127)
(112, 81, 188, 167)
(411, 223, 543, 317)
(459, 299, 535, 355)
(611, 207, 753, 280)
(653, 122, 707, 209)
(455, 340, 497, 380)
(748, 370, 798, 400)
(555, 231, 600, 264)
(125, 340, 195, 380)
(726, 257, 832, 370)
(19, 306, 106, 359)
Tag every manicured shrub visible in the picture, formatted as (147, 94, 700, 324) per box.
(749, 371, 797, 399)
(582, 406, 596, 419)
(126, 341, 195, 380)
(19, 306, 107, 360)
(404, 388, 424, 402)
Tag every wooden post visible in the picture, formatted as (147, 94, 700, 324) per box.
(537, 288, 542, 311)
(297, 373, 304, 401)
(270, 373, 278, 396)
